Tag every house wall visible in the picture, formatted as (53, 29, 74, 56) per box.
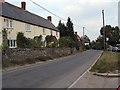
(1, 16, 60, 48)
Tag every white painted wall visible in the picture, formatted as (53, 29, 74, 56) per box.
(0, 16, 60, 47)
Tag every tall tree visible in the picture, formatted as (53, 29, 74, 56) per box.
(57, 20, 67, 37)
(66, 17, 74, 37)
(100, 25, 120, 46)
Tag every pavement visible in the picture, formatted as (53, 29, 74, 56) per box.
(71, 71, 119, 89)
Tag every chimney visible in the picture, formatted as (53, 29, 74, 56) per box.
(21, 1, 26, 10)
(0, 0, 5, 3)
(47, 16, 52, 22)
(75, 32, 77, 35)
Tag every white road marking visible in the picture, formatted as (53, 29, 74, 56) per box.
(67, 51, 103, 89)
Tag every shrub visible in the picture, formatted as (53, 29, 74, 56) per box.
(1, 43, 8, 50)
(17, 32, 43, 48)
(59, 37, 76, 48)
(45, 35, 58, 48)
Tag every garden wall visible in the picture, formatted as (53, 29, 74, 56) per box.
(2, 48, 78, 62)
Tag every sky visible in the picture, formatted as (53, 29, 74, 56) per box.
(5, 0, 119, 41)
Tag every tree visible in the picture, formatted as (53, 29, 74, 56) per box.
(100, 25, 120, 46)
(57, 20, 67, 37)
(66, 17, 74, 37)
(91, 36, 104, 50)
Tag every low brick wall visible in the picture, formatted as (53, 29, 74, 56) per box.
(2, 48, 78, 62)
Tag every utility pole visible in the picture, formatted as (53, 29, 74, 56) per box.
(83, 27, 85, 36)
(102, 10, 106, 51)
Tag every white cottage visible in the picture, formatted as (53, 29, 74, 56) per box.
(0, 0, 60, 48)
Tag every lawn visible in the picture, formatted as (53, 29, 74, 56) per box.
(90, 51, 120, 73)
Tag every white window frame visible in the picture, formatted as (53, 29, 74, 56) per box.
(25, 24, 31, 32)
(6, 19, 13, 28)
(8, 40, 16, 48)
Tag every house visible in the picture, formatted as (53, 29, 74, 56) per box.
(0, 0, 60, 48)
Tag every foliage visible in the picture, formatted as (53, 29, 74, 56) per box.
(91, 36, 104, 50)
(100, 25, 120, 46)
(2, 29, 8, 49)
(59, 37, 76, 48)
(33, 35, 43, 48)
(57, 17, 74, 38)
(91, 25, 120, 50)
(57, 20, 67, 37)
(57, 18, 81, 50)
(1, 43, 9, 50)
(66, 17, 74, 37)
(17, 32, 43, 48)
(45, 35, 58, 48)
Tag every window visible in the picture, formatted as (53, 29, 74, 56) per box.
(43, 28, 46, 35)
(6, 19, 13, 28)
(25, 24, 31, 32)
(8, 40, 16, 48)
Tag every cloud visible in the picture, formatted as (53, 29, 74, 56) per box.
(5, 0, 119, 40)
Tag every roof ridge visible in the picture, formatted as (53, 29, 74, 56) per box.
(2, 2, 58, 31)
(5, 2, 48, 21)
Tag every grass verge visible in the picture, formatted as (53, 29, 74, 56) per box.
(90, 51, 120, 73)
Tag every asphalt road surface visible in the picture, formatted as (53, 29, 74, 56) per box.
(2, 50, 102, 88)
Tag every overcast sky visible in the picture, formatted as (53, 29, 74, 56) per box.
(5, 0, 119, 41)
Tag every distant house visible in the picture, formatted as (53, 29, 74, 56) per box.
(0, 0, 59, 48)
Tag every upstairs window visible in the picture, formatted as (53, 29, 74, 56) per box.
(6, 19, 13, 28)
(25, 24, 31, 32)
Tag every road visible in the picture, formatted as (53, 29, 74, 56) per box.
(2, 50, 102, 88)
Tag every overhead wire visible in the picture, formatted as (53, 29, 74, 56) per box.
(29, 0, 99, 40)
(29, 0, 83, 29)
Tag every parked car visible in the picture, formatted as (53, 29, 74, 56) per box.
(112, 47, 119, 52)
(117, 48, 120, 52)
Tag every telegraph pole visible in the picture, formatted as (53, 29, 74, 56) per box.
(83, 27, 85, 36)
(102, 10, 106, 51)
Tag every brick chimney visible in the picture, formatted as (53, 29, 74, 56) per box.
(47, 16, 52, 22)
(75, 32, 77, 35)
(21, 1, 26, 10)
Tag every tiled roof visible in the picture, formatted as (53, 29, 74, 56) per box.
(0, 2, 59, 31)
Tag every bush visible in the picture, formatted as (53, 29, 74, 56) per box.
(1, 43, 8, 50)
(45, 35, 58, 48)
(17, 32, 43, 48)
(59, 37, 76, 48)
